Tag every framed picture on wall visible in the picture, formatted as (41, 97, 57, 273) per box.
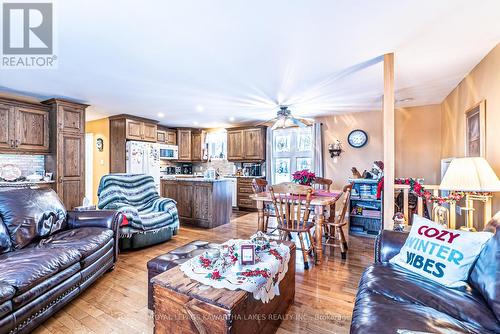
(465, 100, 486, 157)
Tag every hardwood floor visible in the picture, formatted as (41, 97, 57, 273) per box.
(33, 211, 374, 334)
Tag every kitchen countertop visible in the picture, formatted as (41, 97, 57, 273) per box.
(161, 176, 230, 182)
(0, 180, 55, 187)
(222, 175, 265, 178)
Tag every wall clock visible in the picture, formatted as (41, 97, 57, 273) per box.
(348, 129, 368, 148)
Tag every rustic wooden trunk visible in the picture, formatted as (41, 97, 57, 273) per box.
(152, 242, 296, 334)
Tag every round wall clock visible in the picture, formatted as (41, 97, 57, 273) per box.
(348, 129, 368, 148)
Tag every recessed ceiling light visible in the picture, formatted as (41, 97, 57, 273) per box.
(196, 105, 204, 112)
(157, 112, 165, 118)
(229, 116, 235, 122)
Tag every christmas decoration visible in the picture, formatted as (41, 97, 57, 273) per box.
(394, 178, 465, 205)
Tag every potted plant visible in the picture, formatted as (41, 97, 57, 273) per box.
(292, 169, 316, 186)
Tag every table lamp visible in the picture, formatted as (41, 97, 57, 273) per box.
(439, 157, 500, 231)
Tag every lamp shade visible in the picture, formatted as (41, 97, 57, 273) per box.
(439, 157, 500, 192)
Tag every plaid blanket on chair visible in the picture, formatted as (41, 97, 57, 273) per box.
(97, 174, 179, 232)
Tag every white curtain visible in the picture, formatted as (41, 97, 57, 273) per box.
(312, 122, 323, 177)
(266, 127, 273, 184)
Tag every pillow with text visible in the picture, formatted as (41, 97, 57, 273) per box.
(390, 215, 493, 288)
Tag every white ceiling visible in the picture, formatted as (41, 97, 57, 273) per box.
(1, 0, 500, 127)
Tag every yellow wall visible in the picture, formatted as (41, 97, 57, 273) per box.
(396, 104, 442, 184)
(441, 42, 500, 224)
(316, 105, 442, 191)
(85, 118, 110, 204)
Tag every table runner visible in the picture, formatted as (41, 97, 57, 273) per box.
(179, 237, 290, 303)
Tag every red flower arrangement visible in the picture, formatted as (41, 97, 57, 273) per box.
(292, 169, 316, 186)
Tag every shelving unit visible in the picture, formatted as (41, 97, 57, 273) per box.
(348, 178, 383, 238)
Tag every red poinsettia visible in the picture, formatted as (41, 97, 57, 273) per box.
(292, 169, 316, 186)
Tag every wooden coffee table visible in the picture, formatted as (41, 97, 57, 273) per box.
(152, 241, 296, 334)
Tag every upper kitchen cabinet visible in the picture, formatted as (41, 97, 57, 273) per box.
(226, 126, 266, 161)
(0, 98, 49, 153)
(191, 130, 204, 161)
(177, 129, 192, 161)
(120, 116, 158, 142)
(157, 126, 177, 145)
(109, 114, 159, 172)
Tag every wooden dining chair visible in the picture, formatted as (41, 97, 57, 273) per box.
(323, 184, 352, 259)
(269, 182, 315, 269)
(311, 177, 333, 235)
(312, 177, 333, 191)
(251, 179, 275, 234)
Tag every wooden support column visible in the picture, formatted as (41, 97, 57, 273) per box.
(383, 53, 395, 230)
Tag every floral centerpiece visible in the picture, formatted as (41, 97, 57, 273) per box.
(292, 169, 316, 186)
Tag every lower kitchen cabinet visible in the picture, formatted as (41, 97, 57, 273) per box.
(161, 179, 231, 228)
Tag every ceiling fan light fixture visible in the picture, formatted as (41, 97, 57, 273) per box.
(271, 105, 312, 130)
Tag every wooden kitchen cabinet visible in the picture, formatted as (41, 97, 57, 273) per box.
(227, 126, 266, 161)
(191, 131, 203, 161)
(161, 179, 231, 228)
(15, 107, 50, 151)
(0, 99, 49, 153)
(158, 127, 177, 145)
(237, 177, 264, 210)
(109, 115, 160, 172)
(166, 130, 177, 145)
(177, 129, 192, 161)
(227, 130, 243, 160)
(0, 104, 14, 150)
(143, 123, 157, 141)
(125, 118, 157, 142)
(42, 98, 88, 210)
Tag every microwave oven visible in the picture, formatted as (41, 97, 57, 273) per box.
(159, 145, 178, 160)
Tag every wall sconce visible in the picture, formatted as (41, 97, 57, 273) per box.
(328, 140, 343, 163)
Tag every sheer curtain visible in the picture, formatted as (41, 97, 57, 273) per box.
(266, 127, 273, 184)
(311, 122, 323, 177)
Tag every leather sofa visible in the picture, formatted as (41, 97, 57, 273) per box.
(0, 188, 123, 334)
(351, 219, 500, 334)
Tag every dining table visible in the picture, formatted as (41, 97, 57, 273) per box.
(250, 189, 343, 265)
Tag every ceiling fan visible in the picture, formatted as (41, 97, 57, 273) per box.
(262, 105, 314, 130)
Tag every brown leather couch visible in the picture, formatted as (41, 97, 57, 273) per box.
(351, 220, 500, 334)
(0, 188, 123, 334)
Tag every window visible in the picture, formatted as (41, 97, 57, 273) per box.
(206, 130, 227, 160)
(271, 127, 313, 183)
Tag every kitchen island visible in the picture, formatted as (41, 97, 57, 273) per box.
(161, 177, 232, 229)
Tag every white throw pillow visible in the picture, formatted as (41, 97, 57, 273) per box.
(390, 215, 493, 288)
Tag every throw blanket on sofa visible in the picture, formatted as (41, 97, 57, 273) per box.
(97, 174, 179, 232)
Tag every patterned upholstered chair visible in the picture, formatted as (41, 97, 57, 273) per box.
(97, 174, 179, 250)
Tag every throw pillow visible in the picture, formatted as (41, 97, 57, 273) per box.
(390, 215, 493, 288)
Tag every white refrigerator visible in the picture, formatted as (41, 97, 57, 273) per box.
(126, 141, 161, 190)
